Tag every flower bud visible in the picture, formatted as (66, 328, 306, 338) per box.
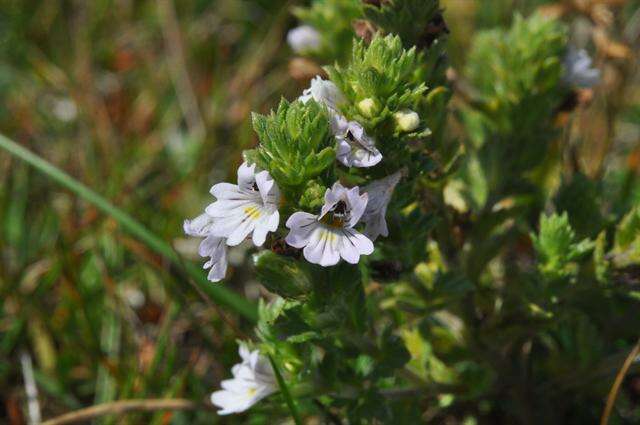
(299, 180, 327, 210)
(393, 109, 420, 132)
(358, 98, 378, 117)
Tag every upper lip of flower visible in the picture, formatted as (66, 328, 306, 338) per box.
(320, 200, 351, 227)
(320, 183, 368, 228)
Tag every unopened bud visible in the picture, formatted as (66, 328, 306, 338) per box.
(394, 109, 420, 132)
(358, 98, 378, 117)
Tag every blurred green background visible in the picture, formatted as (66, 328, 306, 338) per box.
(0, 0, 639, 423)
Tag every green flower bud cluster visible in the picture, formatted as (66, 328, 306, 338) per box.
(327, 34, 428, 130)
(363, 0, 445, 50)
(249, 99, 335, 189)
(466, 14, 567, 136)
(298, 180, 327, 211)
(531, 213, 595, 281)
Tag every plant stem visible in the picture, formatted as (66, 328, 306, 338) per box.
(268, 355, 303, 425)
(601, 338, 640, 425)
(41, 398, 212, 425)
(0, 133, 257, 321)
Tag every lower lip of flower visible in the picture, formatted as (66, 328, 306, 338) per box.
(244, 206, 262, 219)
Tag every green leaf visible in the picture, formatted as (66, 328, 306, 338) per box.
(531, 212, 595, 280)
(613, 207, 640, 266)
(253, 251, 313, 298)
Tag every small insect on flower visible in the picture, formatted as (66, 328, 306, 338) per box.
(211, 344, 278, 415)
(362, 171, 402, 240)
(287, 25, 322, 54)
(335, 119, 382, 168)
(183, 214, 228, 282)
(206, 162, 280, 247)
(562, 48, 601, 89)
(285, 182, 374, 266)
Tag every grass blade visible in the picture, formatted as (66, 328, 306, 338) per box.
(0, 133, 257, 321)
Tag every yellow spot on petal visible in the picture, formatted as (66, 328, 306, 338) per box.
(244, 206, 262, 220)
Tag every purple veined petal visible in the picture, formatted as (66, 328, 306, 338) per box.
(254, 170, 280, 209)
(266, 210, 280, 232)
(237, 162, 257, 191)
(345, 188, 368, 227)
(183, 213, 214, 237)
(285, 213, 318, 248)
(303, 225, 341, 266)
(254, 171, 273, 194)
(226, 211, 260, 246)
(208, 213, 248, 239)
(201, 239, 227, 282)
(199, 235, 225, 260)
(339, 228, 374, 264)
(206, 251, 227, 282)
(206, 197, 257, 217)
(285, 211, 317, 229)
(336, 138, 352, 161)
(330, 113, 349, 135)
(251, 211, 279, 247)
(350, 146, 383, 168)
(210, 182, 241, 199)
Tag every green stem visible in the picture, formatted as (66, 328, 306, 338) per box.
(0, 133, 257, 322)
(268, 355, 302, 425)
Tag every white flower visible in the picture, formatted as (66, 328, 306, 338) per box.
(394, 109, 420, 132)
(361, 171, 402, 240)
(563, 48, 600, 88)
(287, 25, 321, 53)
(299, 76, 345, 112)
(206, 162, 280, 247)
(335, 120, 383, 168)
(184, 213, 228, 282)
(210, 344, 277, 415)
(285, 182, 374, 266)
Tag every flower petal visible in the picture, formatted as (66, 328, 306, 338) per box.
(339, 228, 374, 264)
(303, 225, 340, 266)
(183, 213, 214, 237)
(285, 212, 318, 248)
(237, 162, 256, 191)
(252, 211, 279, 247)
